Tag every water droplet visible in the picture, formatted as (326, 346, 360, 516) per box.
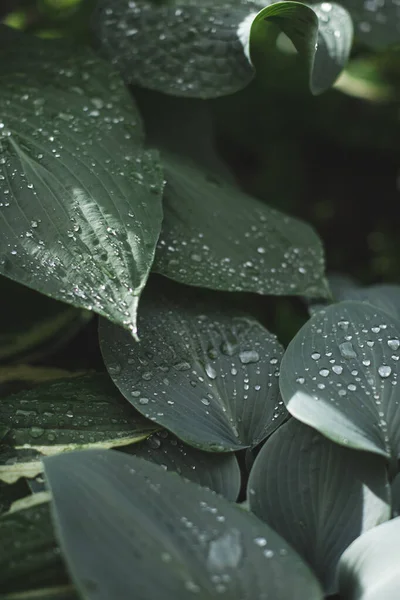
(378, 365, 392, 378)
(296, 376, 305, 384)
(332, 365, 343, 375)
(388, 339, 400, 351)
(254, 537, 267, 547)
(319, 369, 329, 377)
(29, 426, 44, 439)
(139, 397, 149, 405)
(311, 352, 321, 360)
(174, 361, 191, 371)
(339, 342, 357, 359)
(205, 364, 217, 380)
(239, 350, 259, 364)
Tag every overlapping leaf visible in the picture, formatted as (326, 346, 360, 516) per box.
(0, 26, 163, 339)
(0, 374, 156, 483)
(44, 449, 324, 600)
(100, 280, 287, 451)
(338, 517, 400, 600)
(280, 301, 400, 461)
(92, 0, 353, 97)
(123, 430, 241, 500)
(247, 418, 390, 594)
(153, 153, 328, 298)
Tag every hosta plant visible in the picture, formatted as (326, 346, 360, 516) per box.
(0, 0, 399, 599)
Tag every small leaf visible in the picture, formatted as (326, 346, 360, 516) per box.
(100, 280, 287, 451)
(44, 449, 324, 600)
(92, 0, 352, 97)
(252, 1, 353, 94)
(247, 418, 391, 595)
(153, 153, 328, 298)
(0, 500, 71, 595)
(280, 301, 400, 461)
(123, 430, 241, 501)
(0, 373, 157, 483)
(338, 517, 400, 600)
(0, 27, 163, 339)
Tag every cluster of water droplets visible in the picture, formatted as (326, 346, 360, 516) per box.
(155, 160, 326, 296)
(293, 308, 400, 452)
(93, 0, 258, 97)
(103, 298, 286, 448)
(0, 376, 150, 454)
(0, 44, 162, 336)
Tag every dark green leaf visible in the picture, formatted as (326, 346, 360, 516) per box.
(0, 373, 157, 483)
(253, 2, 353, 95)
(100, 280, 287, 451)
(280, 301, 400, 461)
(0, 276, 91, 362)
(338, 517, 400, 600)
(0, 499, 70, 595)
(0, 26, 163, 339)
(44, 449, 324, 600)
(153, 153, 328, 298)
(92, 0, 352, 97)
(123, 430, 241, 500)
(247, 418, 390, 595)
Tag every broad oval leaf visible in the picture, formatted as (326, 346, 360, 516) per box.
(92, 0, 352, 97)
(44, 449, 324, 600)
(247, 418, 391, 595)
(338, 517, 400, 600)
(0, 27, 163, 339)
(0, 373, 157, 483)
(123, 429, 241, 501)
(100, 280, 287, 451)
(153, 153, 328, 298)
(0, 499, 71, 595)
(280, 301, 400, 461)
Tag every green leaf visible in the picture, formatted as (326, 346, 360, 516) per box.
(0, 373, 157, 483)
(0, 26, 164, 339)
(100, 280, 287, 451)
(92, 0, 352, 98)
(153, 153, 328, 298)
(0, 276, 91, 362)
(252, 2, 353, 95)
(335, 0, 400, 48)
(247, 418, 391, 595)
(44, 449, 324, 600)
(280, 301, 400, 461)
(338, 517, 400, 600)
(0, 500, 71, 595)
(123, 430, 241, 500)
